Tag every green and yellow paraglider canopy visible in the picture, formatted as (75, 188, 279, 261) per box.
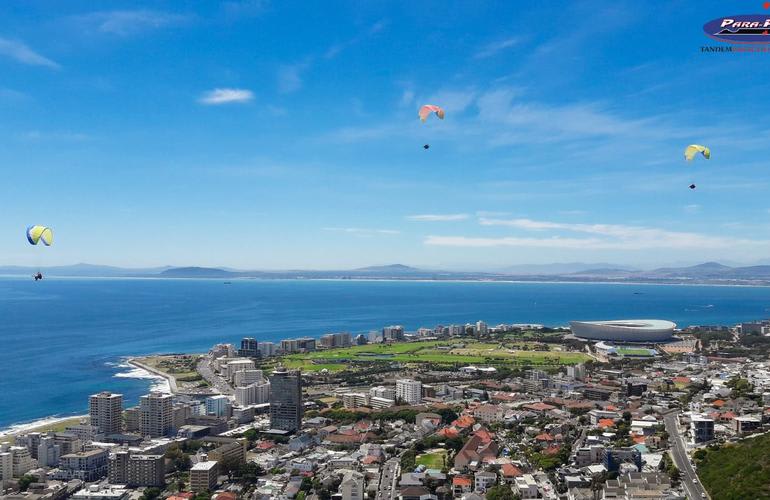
(26, 225, 53, 246)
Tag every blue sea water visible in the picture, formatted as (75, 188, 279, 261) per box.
(2, 276, 770, 429)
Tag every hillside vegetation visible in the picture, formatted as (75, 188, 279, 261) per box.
(697, 433, 770, 500)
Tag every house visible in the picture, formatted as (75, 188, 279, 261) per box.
(339, 469, 365, 500)
(454, 430, 499, 470)
(514, 474, 539, 499)
(399, 485, 436, 500)
(473, 404, 506, 423)
(474, 471, 497, 492)
(500, 463, 523, 484)
(452, 475, 472, 496)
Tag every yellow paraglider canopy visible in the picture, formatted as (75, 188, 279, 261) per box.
(684, 144, 710, 161)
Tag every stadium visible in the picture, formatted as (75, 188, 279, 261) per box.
(569, 319, 676, 342)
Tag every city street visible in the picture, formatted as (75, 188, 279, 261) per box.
(664, 412, 708, 500)
(196, 356, 233, 395)
(375, 458, 399, 500)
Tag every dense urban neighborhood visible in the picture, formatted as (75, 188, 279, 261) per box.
(3, 319, 770, 500)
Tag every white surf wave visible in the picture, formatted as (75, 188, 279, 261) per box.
(112, 359, 171, 394)
(0, 414, 87, 439)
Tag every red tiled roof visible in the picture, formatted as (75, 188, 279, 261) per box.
(453, 415, 476, 428)
(598, 419, 615, 428)
(453, 476, 472, 486)
(524, 402, 555, 412)
(543, 445, 561, 456)
(438, 427, 460, 438)
(535, 433, 554, 441)
(501, 463, 523, 477)
(474, 429, 494, 443)
(256, 441, 275, 450)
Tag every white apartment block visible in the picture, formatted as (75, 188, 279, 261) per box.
(396, 379, 422, 405)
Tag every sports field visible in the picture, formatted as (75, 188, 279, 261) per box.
(281, 339, 589, 371)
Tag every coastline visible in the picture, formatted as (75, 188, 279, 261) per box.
(0, 358, 173, 439)
(0, 415, 87, 442)
(2, 274, 769, 288)
(126, 357, 177, 394)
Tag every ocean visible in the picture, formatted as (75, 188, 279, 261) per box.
(1, 276, 770, 430)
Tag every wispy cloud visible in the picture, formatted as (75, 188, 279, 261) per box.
(406, 214, 468, 222)
(221, 0, 269, 19)
(474, 37, 520, 59)
(0, 88, 29, 101)
(324, 20, 387, 59)
(399, 88, 415, 108)
(72, 10, 191, 36)
(198, 88, 254, 105)
(684, 204, 700, 214)
(322, 227, 400, 236)
(475, 210, 510, 217)
(429, 217, 767, 250)
(18, 130, 90, 141)
(425, 88, 477, 114)
(0, 37, 59, 69)
(277, 62, 309, 93)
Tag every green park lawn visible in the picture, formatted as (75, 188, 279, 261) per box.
(416, 450, 448, 469)
(282, 339, 589, 371)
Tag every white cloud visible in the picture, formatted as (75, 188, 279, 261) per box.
(277, 63, 308, 93)
(406, 214, 468, 222)
(0, 37, 59, 69)
(684, 204, 701, 214)
(474, 37, 520, 59)
(425, 235, 607, 249)
(0, 88, 29, 101)
(475, 210, 510, 217)
(222, 0, 268, 19)
(323, 227, 400, 235)
(431, 217, 767, 250)
(324, 20, 387, 59)
(399, 89, 415, 107)
(199, 88, 254, 105)
(424, 89, 477, 114)
(73, 10, 190, 36)
(19, 130, 90, 141)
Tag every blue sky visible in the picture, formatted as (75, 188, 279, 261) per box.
(2, 0, 770, 270)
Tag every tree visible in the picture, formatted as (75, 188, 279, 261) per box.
(218, 455, 242, 479)
(140, 487, 162, 500)
(17, 475, 36, 492)
(400, 449, 416, 472)
(165, 444, 192, 472)
(668, 465, 681, 485)
(243, 428, 259, 442)
(237, 462, 264, 485)
(486, 485, 517, 500)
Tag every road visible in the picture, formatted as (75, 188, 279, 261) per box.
(663, 412, 708, 500)
(196, 356, 233, 395)
(375, 458, 399, 500)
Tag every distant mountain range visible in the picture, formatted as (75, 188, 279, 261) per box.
(5, 261, 770, 285)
